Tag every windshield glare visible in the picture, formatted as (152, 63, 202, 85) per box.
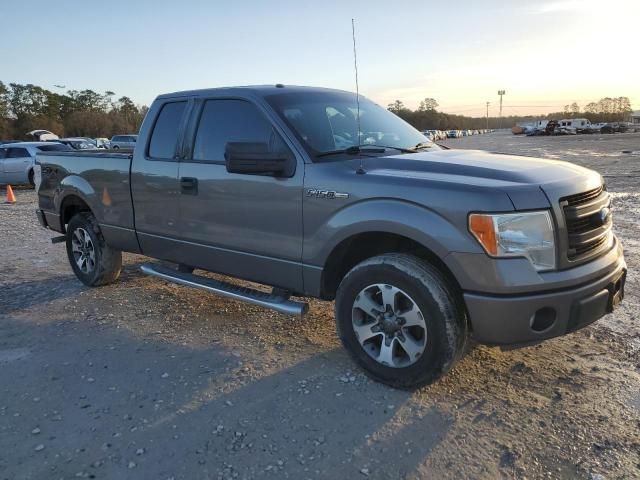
(265, 91, 437, 158)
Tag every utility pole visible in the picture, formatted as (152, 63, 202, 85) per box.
(498, 90, 506, 129)
(486, 102, 490, 130)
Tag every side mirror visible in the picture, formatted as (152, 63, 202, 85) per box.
(224, 142, 292, 176)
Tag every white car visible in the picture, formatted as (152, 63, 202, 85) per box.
(421, 130, 437, 141)
(26, 129, 59, 141)
(95, 137, 111, 149)
(0, 142, 71, 186)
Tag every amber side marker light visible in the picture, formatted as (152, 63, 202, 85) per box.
(469, 214, 498, 255)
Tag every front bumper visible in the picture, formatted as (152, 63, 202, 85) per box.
(464, 251, 626, 345)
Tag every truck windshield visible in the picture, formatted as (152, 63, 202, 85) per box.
(265, 91, 437, 159)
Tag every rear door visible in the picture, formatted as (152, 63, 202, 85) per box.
(176, 97, 304, 290)
(5, 147, 31, 183)
(130, 99, 191, 260)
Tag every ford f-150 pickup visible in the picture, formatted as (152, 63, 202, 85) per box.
(35, 85, 626, 388)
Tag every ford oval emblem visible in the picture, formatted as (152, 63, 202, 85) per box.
(599, 207, 612, 226)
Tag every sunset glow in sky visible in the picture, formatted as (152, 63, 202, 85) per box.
(2, 0, 638, 117)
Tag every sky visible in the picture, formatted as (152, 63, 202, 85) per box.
(2, 0, 638, 117)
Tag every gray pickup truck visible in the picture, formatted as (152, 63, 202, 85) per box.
(35, 85, 626, 388)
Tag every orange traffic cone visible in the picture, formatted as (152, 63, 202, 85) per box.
(5, 184, 16, 204)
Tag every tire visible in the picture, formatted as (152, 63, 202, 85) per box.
(65, 212, 122, 286)
(112, 145, 119, 149)
(28, 169, 35, 187)
(335, 253, 468, 389)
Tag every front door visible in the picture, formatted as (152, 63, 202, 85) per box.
(5, 147, 31, 183)
(177, 98, 304, 291)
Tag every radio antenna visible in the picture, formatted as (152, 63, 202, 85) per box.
(352, 18, 365, 174)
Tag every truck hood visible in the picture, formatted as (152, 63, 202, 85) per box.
(356, 149, 602, 209)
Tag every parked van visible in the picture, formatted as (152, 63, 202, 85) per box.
(110, 135, 138, 149)
(558, 118, 592, 134)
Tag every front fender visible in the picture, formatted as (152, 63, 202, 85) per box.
(304, 199, 484, 267)
(22, 159, 35, 182)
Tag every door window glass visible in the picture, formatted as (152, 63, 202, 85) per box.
(193, 100, 277, 162)
(8, 148, 30, 158)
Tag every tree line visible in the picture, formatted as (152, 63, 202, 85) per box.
(387, 96, 634, 131)
(1, 80, 633, 139)
(0, 81, 148, 139)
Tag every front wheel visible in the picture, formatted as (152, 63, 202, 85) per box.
(66, 212, 122, 286)
(335, 253, 468, 389)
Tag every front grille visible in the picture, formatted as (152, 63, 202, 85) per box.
(561, 185, 611, 262)
(571, 234, 608, 258)
(563, 185, 604, 207)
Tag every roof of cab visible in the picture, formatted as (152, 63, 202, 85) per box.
(156, 85, 353, 100)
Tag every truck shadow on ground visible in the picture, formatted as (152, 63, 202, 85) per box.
(0, 260, 150, 315)
(0, 316, 450, 480)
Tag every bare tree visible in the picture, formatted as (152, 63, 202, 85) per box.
(418, 98, 439, 112)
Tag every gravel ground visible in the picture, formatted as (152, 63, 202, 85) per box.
(1, 131, 639, 480)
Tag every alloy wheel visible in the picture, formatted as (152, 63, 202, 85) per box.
(71, 228, 96, 274)
(351, 284, 427, 368)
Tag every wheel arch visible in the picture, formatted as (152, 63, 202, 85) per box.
(319, 231, 463, 302)
(59, 194, 93, 233)
(55, 175, 98, 232)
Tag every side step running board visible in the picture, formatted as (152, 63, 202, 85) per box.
(140, 264, 308, 316)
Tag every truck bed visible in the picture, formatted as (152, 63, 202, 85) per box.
(36, 150, 136, 245)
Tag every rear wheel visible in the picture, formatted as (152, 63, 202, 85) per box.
(335, 253, 467, 389)
(66, 212, 122, 286)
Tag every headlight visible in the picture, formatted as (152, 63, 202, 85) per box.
(469, 210, 556, 271)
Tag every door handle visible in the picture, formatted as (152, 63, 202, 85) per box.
(180, 177, 198, 195)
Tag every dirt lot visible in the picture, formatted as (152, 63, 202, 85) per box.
(1, 132, 639, 480)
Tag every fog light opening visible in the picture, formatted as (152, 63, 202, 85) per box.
(530, 307, 556, 332)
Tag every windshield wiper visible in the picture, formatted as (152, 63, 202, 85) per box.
(317, 144, 424, 158)
(316, 146, 386, 158)
(413, 142, 434, 150)
(370, 145, 418, 154)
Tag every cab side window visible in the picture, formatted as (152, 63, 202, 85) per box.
(148, 101, 187, 159)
